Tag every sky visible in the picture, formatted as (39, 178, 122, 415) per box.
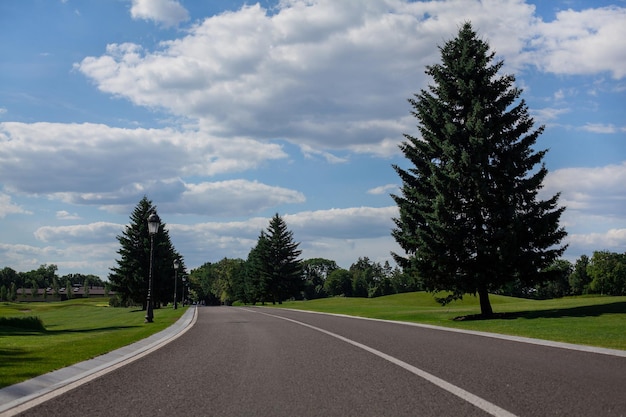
(0, 0, 625, 279)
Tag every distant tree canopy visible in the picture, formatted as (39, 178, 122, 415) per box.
(392, 22, 567, 316)
(108, 196, 184, 308)
(0, 264, 106, 302)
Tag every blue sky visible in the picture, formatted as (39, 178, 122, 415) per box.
(1, 0, 624, 279)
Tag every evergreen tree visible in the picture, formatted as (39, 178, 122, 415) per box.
(245, 231, 271, 304)
(108, 196, 182, 309)
(250, 214, 303, 304)
(267, 214, 303, 303)
(392, 22, 567, 316)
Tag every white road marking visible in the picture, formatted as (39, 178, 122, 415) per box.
(251, 309, 518, 417)
(284, 308, 626, 358)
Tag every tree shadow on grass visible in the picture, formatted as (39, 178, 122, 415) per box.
(454, 301, 626, 321)
(0, 325, 141, 337)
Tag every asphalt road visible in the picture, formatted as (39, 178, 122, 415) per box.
(15, 306, 626, 417)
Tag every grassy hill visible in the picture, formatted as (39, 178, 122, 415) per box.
(275, 292, 626, 351)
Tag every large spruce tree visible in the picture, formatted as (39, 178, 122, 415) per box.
(109, 196, 182, 309)
(249, 214, 302, 304)
(392, 23, 567, 316)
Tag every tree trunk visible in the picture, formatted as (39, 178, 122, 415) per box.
(478, 287, 493, 317)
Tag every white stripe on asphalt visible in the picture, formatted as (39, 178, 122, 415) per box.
(251, 309, 518, 417)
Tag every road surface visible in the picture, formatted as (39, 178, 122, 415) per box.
(13, 306, 626, 416)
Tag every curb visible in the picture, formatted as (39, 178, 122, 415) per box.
(0, 306, 198, 416)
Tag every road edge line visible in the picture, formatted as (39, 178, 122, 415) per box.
(276, 308, 626, 358)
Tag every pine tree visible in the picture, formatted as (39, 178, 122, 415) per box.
(109, 196, 182, 309)
(392, 22, 567, 316)
(249, 214, 303, 304)
(245, 231, 271, 304)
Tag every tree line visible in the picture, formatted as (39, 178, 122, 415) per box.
(0, 264, 106, 302)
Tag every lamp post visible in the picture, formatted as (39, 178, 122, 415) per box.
(145, 211, 160, 323)
(181, 275, 186, 306)
(173, 258, 179, 309)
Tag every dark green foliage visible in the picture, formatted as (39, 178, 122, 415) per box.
(108, 196, 183, 309)
(535, 259, 573, 299)
(189, 258, 246, 305)
(587, 251, 626, 296)
(569, 255, 592, 295)
(247, 214, 302, 304)
(392, 22, 567, 316)
(324, 268, 352, 297)
(245, 232, 272, 303)
(301, 258, 338, 299)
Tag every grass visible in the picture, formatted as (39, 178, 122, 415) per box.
(274, 292, 626, 351)
(0, 298, 187, 388)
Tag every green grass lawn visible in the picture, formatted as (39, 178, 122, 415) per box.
(0, 298, 187, 388)
(275, 292, 626, 351)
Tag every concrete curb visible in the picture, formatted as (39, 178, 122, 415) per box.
(0, 306, 198, 416)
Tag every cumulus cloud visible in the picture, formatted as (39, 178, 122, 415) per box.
(75, 0, 549, 154)
(542, 162, 626, 260)
(0, 193, 30, 218)
(284, 206, 398, 239)
(0, 121, 287, 195)
(525, 6, 626, 79)
(173, 180, 306, 216)
(130, 0, 189, 27)
(543, 162, 626, 218)
(34, 222, 124, 244)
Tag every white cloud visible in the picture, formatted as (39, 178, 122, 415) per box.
(0, 193, 30, 218)
(564, 229, 626, 261)
(34, 222, 123, 244)
(568, 229, 626, 249)
(174, 180, 306, 216)
(56, 210, 82, 220)
(543, 162, 626, 259)
(0, 121, 287, 195)
(524, 6, 626, 79)
(300, 144, 347, 163)
(76, 0, 547, 155)
(367, 184, 398, 195)
(130, 0, 189, 27)
(543, 162, 626, 218)
(532, 107, 570, 123)
(284, 206, 398, 239)
(581, 123, 619, 134)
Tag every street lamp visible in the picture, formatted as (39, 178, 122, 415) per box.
(145, 211, 160, 323)
(173, 258, 180, 309)
(181, 275, 187, 306)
